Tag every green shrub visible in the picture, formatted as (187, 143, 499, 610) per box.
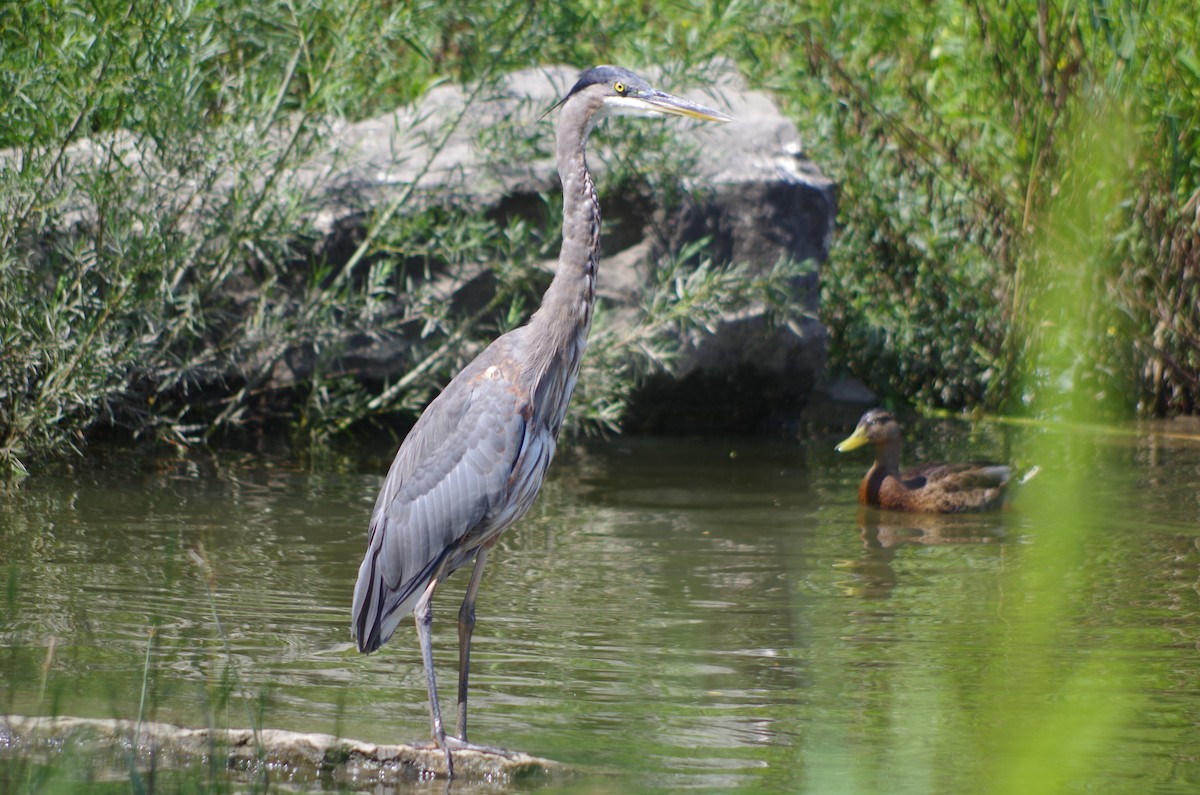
(737, 0, 1200, 417)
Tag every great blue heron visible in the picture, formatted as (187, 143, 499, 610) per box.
(351, 65, 731, 775)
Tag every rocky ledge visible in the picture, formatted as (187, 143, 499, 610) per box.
(1, 715, 568, 787)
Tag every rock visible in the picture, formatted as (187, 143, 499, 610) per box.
(0, 715, 567, 787)
(626, 312, 829, 435)
(307, 62, 836, 432)
(805, 374, 880, 431)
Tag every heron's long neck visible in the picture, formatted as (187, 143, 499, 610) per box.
(525, 105, 600, 431)
(535, 113, 599, 343)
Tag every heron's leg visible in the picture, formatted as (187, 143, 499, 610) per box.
(455, 547, 490, 742)
(414, 577, 454, 779)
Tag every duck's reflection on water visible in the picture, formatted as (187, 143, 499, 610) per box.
(837, 507, 1008, 599)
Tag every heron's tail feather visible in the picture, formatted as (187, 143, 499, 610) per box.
(352, 545, 448, 654)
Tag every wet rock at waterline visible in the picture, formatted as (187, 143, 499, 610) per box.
(1, 715, 568, 786)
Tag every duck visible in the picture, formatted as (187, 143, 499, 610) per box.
(835, 408, 1016, 513)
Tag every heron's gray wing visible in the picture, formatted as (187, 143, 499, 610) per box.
(352, 366, 529, 652)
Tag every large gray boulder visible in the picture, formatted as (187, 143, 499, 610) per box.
(311, 63, 837, 434)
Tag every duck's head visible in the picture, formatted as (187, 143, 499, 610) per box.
(835, 409, 901, 453)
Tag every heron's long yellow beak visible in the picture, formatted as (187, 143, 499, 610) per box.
(638, 90, 733, 123)
(639, 90, 733, 123)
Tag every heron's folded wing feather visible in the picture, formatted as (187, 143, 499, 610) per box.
(352, 371, 528, 648)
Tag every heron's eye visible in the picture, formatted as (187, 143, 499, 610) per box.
(613, 81, 626, 95)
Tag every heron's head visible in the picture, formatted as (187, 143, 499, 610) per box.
(836, 409, 902, 453)
(556, 65, 733, 126)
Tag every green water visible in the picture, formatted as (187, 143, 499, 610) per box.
(2, 418, 1200, 793)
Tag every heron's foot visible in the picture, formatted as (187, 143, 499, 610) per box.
(418, 729, 456, 779)
(416, 735, 514, 779)
(441, 735, 517, 758)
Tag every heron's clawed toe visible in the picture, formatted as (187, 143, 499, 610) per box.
(442, 735, 516, 757)
(420, 736, 516, 780)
